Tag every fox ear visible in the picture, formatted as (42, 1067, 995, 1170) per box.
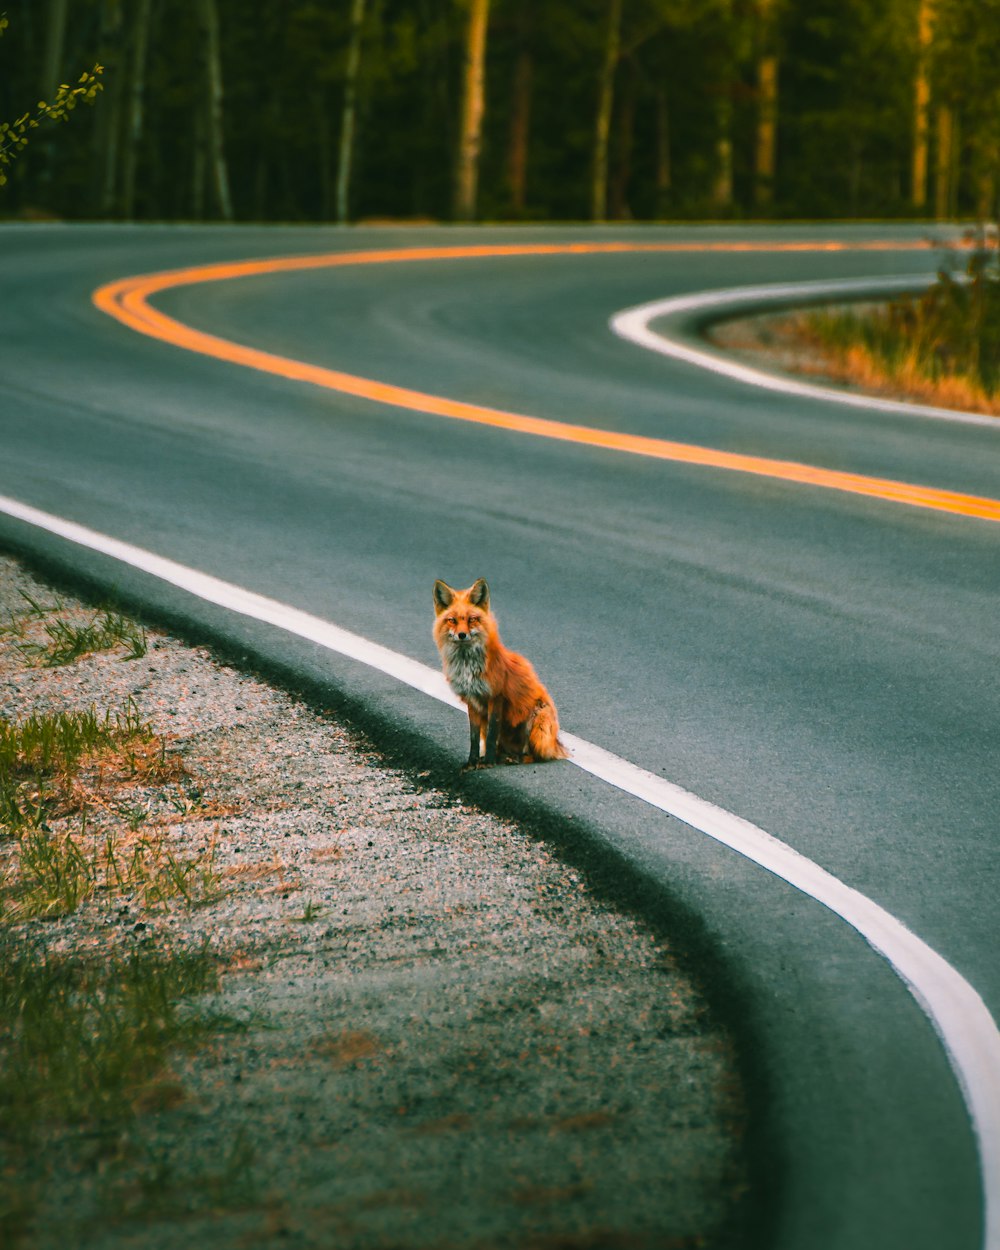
(468, 578, 490, 611)
(433, 580, 455, 614)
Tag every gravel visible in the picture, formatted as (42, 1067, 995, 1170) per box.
(0, 553, 748, 1249)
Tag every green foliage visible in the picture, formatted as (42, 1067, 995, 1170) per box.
(0, 10, 103, 188)
(0, 0, 996, 221)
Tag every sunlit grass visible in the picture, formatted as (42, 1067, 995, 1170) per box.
(805, 247, 1000, 416)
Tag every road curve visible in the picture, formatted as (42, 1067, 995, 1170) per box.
(1, 222, 997, 1250)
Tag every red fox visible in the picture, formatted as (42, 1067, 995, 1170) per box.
(433, 578, 568, 769)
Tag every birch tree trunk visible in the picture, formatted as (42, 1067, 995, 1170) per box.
(912, 0, 933, 209)
(336, 0, 367, 224)
(121, 0, 152, 219)
(198, 0, 234, 221)
(591, 0, 623, 221)
(454, 0, 491, 222)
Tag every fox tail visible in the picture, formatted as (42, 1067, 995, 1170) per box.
(529, 703, 568, 762)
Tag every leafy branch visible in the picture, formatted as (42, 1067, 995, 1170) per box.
(0, 14, 104, 187)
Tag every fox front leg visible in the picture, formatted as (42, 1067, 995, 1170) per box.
(466, 709, 482, 768)
(484, 697, 504, 765)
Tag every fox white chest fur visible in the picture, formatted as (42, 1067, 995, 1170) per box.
(440, 636, 492, 709)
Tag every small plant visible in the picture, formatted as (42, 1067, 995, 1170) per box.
(290, 898, 326, 923)
(0, 705, 123, 830)
(0, 589, 56, 636)
(15, 607, 147, 667)
(8, 818, 96, 919)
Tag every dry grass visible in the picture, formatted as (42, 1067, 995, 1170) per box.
(800, 248, 1000, 417)
(0, 699, 223, 921)
(798, 321, 1000, 415)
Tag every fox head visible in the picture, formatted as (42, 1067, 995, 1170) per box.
(433, 578, 492, 649)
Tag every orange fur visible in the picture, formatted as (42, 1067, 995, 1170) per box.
(433, 578, 568, 768)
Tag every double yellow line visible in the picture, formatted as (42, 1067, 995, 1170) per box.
(93, 241, 1000, 525)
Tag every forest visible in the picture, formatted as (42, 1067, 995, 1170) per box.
(1, 0, 998, 226)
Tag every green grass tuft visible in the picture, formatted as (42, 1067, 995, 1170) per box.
(14, 606, 147, 667)
(0, 700, 154, 834)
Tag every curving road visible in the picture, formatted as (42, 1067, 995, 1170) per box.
(2, 222, 998, 1250)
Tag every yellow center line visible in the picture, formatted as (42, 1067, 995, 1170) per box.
(91, 240, 1000, 525)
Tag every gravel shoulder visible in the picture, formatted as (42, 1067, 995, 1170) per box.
(0, 553, 749, 1250)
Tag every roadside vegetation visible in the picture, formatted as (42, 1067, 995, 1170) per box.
(803, 236, 1000, 416)
(0, 588, 236, 1244)
(2, 0, 998, 226)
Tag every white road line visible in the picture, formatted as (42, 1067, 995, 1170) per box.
(2, 490, 999, 1248)
(610, 274, 1000, 429)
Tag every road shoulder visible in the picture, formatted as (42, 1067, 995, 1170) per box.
(0, 553, 748, 1250)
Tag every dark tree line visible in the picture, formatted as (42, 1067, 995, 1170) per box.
(2, 0, 997, 224)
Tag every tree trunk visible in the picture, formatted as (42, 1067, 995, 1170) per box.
(710, 0, 733, 213)
(609, 56, 636, 220)
(935, 104, 953, 220)
(505, 4, 533, 216)
(198, 0, 234, 221)
(42, 0, 69, 91)
(912, 0, 933, 209)
(591, 0, 623, 221)
(975, 141, 997, 221)
(655, 84, 671, 217)
(94, 0, 124, 216)
(121, 0, 152, 220)
(38, 0, 70, 198)
(712, 97, 733, 211)
(454, 0, 491, 222)
(336, 0, 367, 224)
(192, 106, 206, 219)
(753, 0, 778, 209)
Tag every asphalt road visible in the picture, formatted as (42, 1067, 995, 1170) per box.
(1, 221, 997, 1250)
